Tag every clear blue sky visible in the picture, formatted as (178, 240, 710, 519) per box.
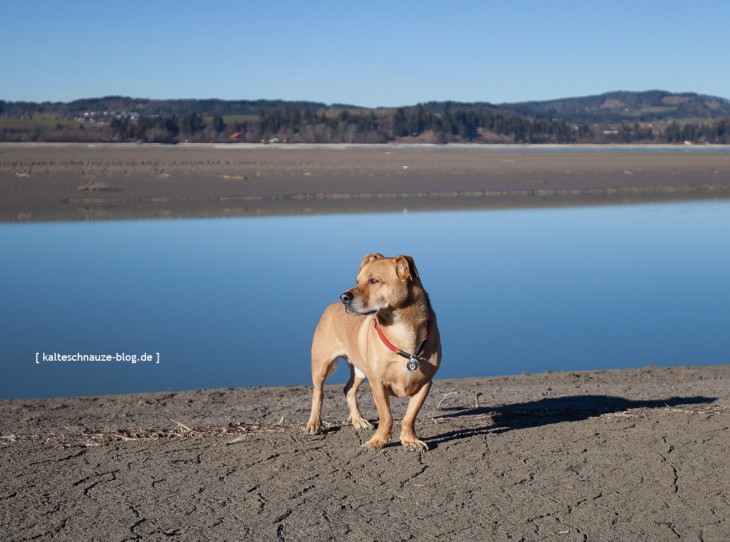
(2, 0, 728, 107)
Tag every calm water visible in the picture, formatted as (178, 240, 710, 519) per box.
(2, 200, 730, 399)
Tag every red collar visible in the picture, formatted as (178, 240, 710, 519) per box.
(373, 319, 430, 361)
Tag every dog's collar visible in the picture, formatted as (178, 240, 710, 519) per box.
(373, 319, 430, 372)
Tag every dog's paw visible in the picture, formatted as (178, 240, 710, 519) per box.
(348, 415, 373, 430)
(400, 437, 429, 451)
(305, 418, 322, 434)
(361, 436, 390, 449)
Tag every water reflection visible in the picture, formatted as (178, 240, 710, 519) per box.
(2, 199, 729, 399)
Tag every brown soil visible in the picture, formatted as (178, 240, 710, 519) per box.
(1, 365, 729, 540)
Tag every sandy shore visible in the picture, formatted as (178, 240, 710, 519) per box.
(2, 143, 730, 221)
(1, 365, 728, 540)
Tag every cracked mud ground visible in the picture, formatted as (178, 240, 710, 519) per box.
(2, 366, 729, 541)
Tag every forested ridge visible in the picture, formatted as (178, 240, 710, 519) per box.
(2, 90, 728, 144)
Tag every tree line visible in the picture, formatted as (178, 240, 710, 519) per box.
(119, 108, 729, 144)
(109, 113, 226, 143)
(2, 107, 728, 144)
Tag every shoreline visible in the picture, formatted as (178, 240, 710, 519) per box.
(2, 364, 728, 434)
(4, 141, 730, 150)
(2, 143, 730, 222)
(2, 364, 729, 539)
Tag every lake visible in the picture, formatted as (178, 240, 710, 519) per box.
(2, 199, 729, 399)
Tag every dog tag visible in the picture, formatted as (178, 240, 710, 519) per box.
(407, 356, 419, 372)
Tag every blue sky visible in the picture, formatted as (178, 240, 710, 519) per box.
(2, 1, 728, 107)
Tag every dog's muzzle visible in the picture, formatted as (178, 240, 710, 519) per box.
(340, 291, 376, 315)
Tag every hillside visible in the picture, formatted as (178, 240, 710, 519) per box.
(0, 97, 328, 118)
(505, 90, 730, 122)
(3, 90, 728, 122)
(1, 91, 728, 145)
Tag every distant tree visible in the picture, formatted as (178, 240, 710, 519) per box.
(715, 120, 727, 143)
(164, 116, 180, 136)
(111, 117, 131, 141)
(212, 114, 226, 134)
(392, 108, 408, 137)
(681, 123, 699, 142)
(180, 112, 205, 137)
(406, 106, 426, 136)
(664, 122, 681, 143)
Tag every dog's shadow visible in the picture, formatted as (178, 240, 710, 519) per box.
(424, 394, 716, 449)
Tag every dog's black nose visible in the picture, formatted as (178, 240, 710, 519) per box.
(340, 292, 353, 304)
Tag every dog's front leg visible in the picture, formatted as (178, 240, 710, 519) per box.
(399, 381, 432, 450)
(306, 381, 325, 434)
(307, 357, 335, 434)
(362, 383, 392, 449)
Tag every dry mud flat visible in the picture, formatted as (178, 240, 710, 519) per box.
(1, 365, 729, 541)
(2, 143, 730, 221)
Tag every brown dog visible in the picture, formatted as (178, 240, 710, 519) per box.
(306, 253, 441, 450)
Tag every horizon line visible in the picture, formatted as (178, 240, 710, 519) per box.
(2, 89, 729, 110)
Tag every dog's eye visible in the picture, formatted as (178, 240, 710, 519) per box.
(368, 278, 379, 285)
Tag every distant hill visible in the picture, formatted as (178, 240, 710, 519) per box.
(1, 91, 728, 144)
(503, 90, 730, 122)
(2, 90, 729, 122)
(0, 96, 327, 118)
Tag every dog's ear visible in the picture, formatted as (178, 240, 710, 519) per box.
(395, 255, 419, 281)
(359, 252, 384, 270)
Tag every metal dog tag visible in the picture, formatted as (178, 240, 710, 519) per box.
(406, 356, 419, 372)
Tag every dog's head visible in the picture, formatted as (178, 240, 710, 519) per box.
(340, 253, 420, 316)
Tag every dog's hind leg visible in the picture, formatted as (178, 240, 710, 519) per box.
(344, 363, 373, 430)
